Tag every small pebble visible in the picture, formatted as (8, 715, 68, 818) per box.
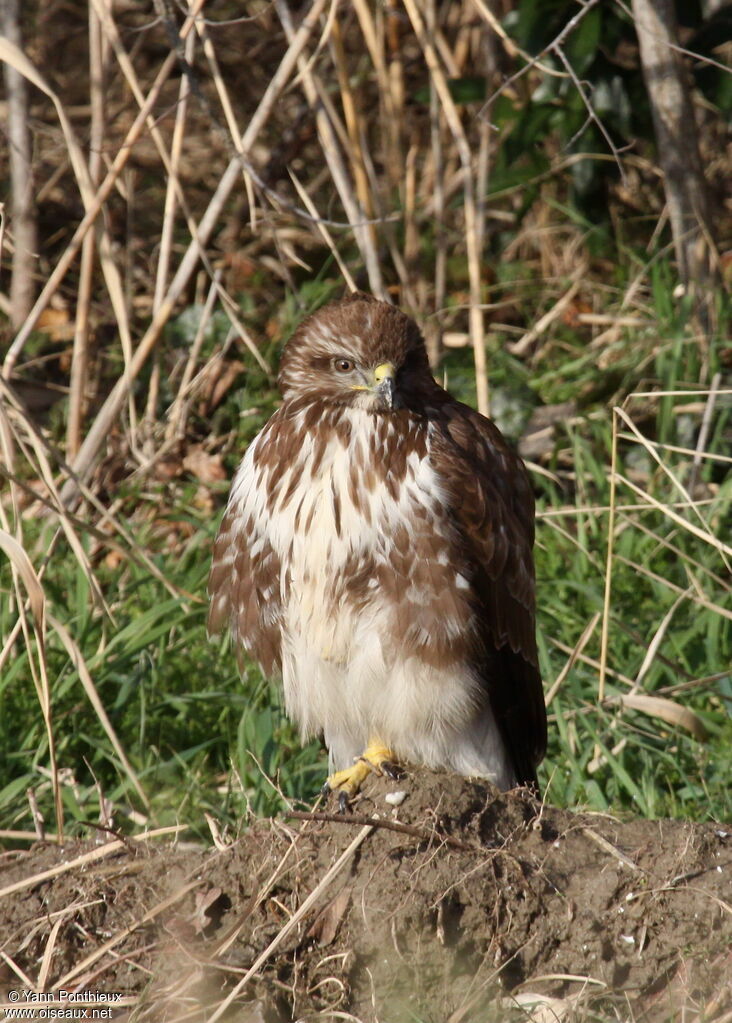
(385, 790, 407, 807)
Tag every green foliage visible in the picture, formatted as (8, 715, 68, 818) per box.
(277, 277, 344, 346)
(1, 258, 730, 839)
(529, 285, 731, 820)
(535, 432, 732, 820)
(489, 0, 730, 221)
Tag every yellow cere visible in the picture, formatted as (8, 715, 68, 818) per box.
(373, 362, 395, 382)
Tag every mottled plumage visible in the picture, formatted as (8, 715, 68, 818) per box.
(208, 294, 547, 793)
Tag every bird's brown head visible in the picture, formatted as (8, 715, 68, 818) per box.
(278, 294, 436, 412)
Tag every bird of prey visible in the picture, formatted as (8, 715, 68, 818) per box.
(208, 293, 547, 806)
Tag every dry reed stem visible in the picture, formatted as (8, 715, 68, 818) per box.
(59, 0, 328, 505)
(691, 370, 722, 484)
(0, 206, 7, 317)
(548, 637, 635, 690)
(289, 169, 357, 290)
(614, 554, 732, 622)
(509, 268, 587, 356)
(404, 140, 419, 272)
(0, 830, 64, 843)
(89, 0, 221, 453)
(95, 0, 261, 414)
(537, 497, 719, 520)
(0, 532, 44, 627)
(53, 879, 202, 989)
(597, 408, 619, 714)
(153, 28, 192, 314)
(432, 12, 460, 77)
(0, 456, 190, 605)
(3, 44, 180, 374)
(619, 515, 731, 591)
(0, 525, 63, 834)
(165, 271, 221, 442)
(616, 435, 732, 466)
(627, 388, 732, 399)
(1, 0, 37, 328)
(37, 914, 66, 992)
(385, 0, 406, 193)
(0, 379, 108, 611)
(0, 825, 186, 900)
(7, 0, 205, 390)
(146, 11, 196, 436)
(615, 405, 732, 571)
(207, 822, 375, 1022)
(427, 24, 447, 366)
(275, 0, 385, 298)
(0, 951, 35, 989)
(47, 614, 150, 810)
(618, 693, 707, 741)
(614, 470, 732, 560)
(66, 0, 108, 458)
(0, 37, 99, 227)
(330, 15, 374, 227)
(544, 612, 601, 707)
(403, 0, 489, 415)
(632, 589, 689, 689)
(191, 5, 256, 220)
(0, 31, 136, 444)
(351, 0, 399, 195)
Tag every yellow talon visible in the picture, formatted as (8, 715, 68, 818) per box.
(357, 741, 396, 773)
(325, 759, 374, 798)
(324, 739, 400, 809)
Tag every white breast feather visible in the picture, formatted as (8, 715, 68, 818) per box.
(227, 408, 515, 789)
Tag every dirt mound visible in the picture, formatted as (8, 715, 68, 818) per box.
(1, 770, 730, 1021)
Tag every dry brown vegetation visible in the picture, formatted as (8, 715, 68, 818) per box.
(1, 771, 731, 1021)
(0, 1, 731, 1020)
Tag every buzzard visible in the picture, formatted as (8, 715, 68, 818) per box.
(208, 294, 547, 806)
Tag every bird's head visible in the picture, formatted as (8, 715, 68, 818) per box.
(278, 294, 436, 412)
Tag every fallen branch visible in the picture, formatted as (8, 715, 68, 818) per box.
(288, 809, 483, 853)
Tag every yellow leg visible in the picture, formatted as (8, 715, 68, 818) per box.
(324, 738, 401, 810)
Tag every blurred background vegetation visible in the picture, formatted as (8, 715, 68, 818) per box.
(0, 0, 730, 843)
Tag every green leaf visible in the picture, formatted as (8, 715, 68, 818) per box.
(564, 4, 602, 75)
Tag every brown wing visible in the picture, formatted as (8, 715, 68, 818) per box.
(428, 399, 547, 787)
(207, 424, 285, 677)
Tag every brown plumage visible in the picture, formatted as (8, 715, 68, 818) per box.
(208, 293, 547, 796)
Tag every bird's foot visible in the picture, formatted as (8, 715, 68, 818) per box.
(323, 740, 402, 812)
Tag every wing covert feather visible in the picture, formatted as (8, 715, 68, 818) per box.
(428, 400, 548, 784)
(207, 425, 285, 677)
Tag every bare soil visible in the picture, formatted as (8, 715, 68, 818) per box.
(1, 770, 730, 1022)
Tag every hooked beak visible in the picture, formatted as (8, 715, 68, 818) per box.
(371, 362, 396, 409)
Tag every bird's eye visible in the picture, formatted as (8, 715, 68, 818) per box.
(334, 358, 354, 373)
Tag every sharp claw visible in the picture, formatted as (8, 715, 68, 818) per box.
(324, 745, 401, 809)
(357, 756, 402, 779)
(380, 760, 404, 781)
